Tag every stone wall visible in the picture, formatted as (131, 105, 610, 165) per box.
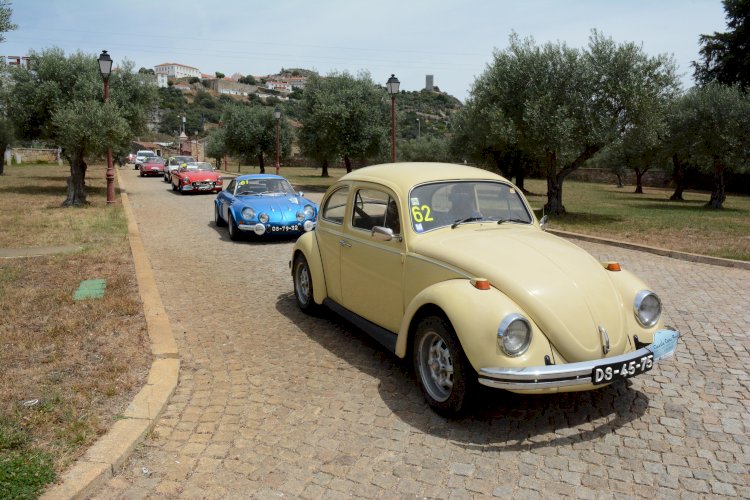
(567, 167, 670, 187)
(9, 148, 60, 164)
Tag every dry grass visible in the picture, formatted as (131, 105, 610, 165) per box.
(0, 163, 150, 480)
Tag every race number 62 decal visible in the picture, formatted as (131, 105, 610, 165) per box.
(411, 205, 433, 223)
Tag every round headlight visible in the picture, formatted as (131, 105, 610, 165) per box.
(258, 212, 269, 224)
(304, 204, 315, 218)
(242, 207, 256, 220)
(634, 290, 661, 327)
(296, 211, 305, 222)
(497, 314, 532, 357)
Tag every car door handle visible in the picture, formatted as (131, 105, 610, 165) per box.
(339, 239, 352, 248)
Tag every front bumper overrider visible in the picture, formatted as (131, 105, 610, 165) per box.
(478, 329, 679, 391)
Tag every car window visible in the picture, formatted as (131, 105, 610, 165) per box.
(409, 181, 533, 232)
(321, 187, 349, 224)
(351, 189, 400, 235)
(226, 180, 236, 193)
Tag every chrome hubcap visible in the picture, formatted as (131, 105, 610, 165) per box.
(419, 331, 453, 402)
(295, 263, 310, 304)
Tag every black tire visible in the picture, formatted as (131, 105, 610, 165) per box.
(171, 181, 177, 191)
(227, 213, 242, 241)
(139, 169, 144, 177)
(215, 204, 227, 227)
(293, 254, 319, 314)
(413, 315, 474, 416)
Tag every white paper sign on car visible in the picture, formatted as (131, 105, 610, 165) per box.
(650, 329, 679, 360)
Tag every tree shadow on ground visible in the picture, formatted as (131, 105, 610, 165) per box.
(275, 291, 649, 448)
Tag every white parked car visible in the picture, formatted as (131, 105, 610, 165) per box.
(134, 150, 157, 169)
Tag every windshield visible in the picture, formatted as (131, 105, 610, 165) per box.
(172, 156, 194, 165)
(141, 152, 155, 157)
(234, 178, 296, 196)
(182, 162, 213, 171)
(145, 157, 164, 164)
(409, 181, 533, 232)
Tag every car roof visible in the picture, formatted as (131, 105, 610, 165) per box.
(338, 162, 508, 194)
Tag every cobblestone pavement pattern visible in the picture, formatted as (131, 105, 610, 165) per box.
(95, 169, 749, 499)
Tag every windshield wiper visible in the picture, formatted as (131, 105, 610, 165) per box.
(451, 217, 483, 229)
(497, 218, 530, 225)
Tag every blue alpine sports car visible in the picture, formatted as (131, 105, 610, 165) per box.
(214, 174, 318, 241)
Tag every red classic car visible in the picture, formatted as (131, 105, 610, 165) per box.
(139, 156, 165, 177)
(171, 162, 223, 194)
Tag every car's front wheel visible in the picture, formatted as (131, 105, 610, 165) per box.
(293, 254, 318, 314)
(227, 213, 241, 241)
(214, 204, 227, 227)
(413, 315, 473, 415)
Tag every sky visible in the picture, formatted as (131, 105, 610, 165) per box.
(2, 0, 729, 101)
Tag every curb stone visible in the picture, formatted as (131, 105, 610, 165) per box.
(41, 171, 180, 500)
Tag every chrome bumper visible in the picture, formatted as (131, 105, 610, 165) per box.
(478, 329, 679, 391)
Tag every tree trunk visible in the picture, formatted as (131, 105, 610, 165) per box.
(669, 154, 686, 201)
(634, 168, 644, 194)
(62, 152, 88, 207)
(543, 144, 601, 215)
(321, 158, 329, 178)
(543, 152, 565, 215)
(0, 143, 5, 176)
(258, 153, 265, 174)
(708, 158, 726, 209)
(512, 153, 525, 192)
(344, 155, 352, 173)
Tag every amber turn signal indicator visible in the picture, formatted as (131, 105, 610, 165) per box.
(471, 278, 491, 290)
(606, 262, 621, 272)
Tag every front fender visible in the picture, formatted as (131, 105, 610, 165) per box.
(292, 231, 327, 305)
(396, 280, 553, 371)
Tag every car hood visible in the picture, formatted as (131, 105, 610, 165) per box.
(234, 195, 315, 222)
(410, 225, 630, 362)
(181, 171, 219, 181)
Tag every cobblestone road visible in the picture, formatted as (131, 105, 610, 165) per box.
(96, 168, 749, 498)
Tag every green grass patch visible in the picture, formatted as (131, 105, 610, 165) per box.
(0, 419, 56, 499)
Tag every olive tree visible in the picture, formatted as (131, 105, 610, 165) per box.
(223, 104, 291, 173)
(205, 127, 228, 169)
(4, 48, 158, 205)
(467, 31, 679, 214)
(298, 72, 387, 176)
(666, 83, 750, 208)
(0, 0, 16, 42)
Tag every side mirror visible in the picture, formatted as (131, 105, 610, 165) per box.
(539, 215, 549, 231)
(298, 191, 305, 197)
(371, 226, 394, 241)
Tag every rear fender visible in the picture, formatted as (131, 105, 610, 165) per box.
(292, 232, 327, 305)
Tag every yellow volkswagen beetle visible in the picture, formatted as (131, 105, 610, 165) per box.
(291, 163, 679, 415)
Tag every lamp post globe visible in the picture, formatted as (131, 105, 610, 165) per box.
(386, 74, 400, 163)
(98, 50, 115, 204)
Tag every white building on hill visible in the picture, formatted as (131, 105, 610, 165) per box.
(154, 62, 201, 79)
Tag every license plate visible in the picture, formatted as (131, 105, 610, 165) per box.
(592, 353, 653, 385)
(270, 225, 300, 232)
(198, 185, 210, 190)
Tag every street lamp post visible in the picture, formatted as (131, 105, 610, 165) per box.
(194, 130, 199, 160)
(417, 118, 420, 139)
(98, 50, 115, 204)
(386, 74, 400, 163)
(274, 107, 281, 176)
